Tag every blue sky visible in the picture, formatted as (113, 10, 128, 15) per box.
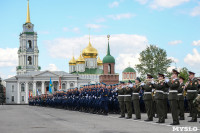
(1, 0, 200, 79)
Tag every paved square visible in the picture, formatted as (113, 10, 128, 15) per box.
(0, 105, 199, 133)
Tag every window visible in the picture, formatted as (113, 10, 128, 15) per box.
(130, 74, 133, 79)
(12, 85, 14, 92)
(70, 83, 74, 88)
(21, 83, 25, 92)
(28, 40, 32, 48)
(22, 96, 24, 102)
(28, 56, 32, 65)
(62, 83, 65, 90)
(108, 64, 111, 74)
(11, 96, 14, 102)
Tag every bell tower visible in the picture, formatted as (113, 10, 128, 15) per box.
(17, 0, 40, 75)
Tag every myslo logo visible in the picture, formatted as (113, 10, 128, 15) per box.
(172, 126, 198, 132)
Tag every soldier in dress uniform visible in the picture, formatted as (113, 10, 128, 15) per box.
(166, 69, 180, 125)
(154, 73, 166, 123)
(124, 80, 133, 119)
(132, 77, 142, 120)
(178, 76, 185, 120)
(197, 78, 200, 118)
(142, 74, 154, 122)
(117, 81, 125, 118)
(185, 71, 199, 122)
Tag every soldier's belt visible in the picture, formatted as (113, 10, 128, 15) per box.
(132, 93, 139, 95)
(169, 90, 178, 93)
(177, 93, 183, 95)
(118, 95, 124, 97)
(144, 92, 152, 95)
(164, 92, 168, 95)
(124, 95, 131, 96)
(155, 90, 164, 93)
(187, 90, 197, 92)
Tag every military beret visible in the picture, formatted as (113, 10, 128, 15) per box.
(120, 81, 125, 84)
(179, 76, 185, 80)
(158, 73, 165, 77)
(172, 69, 180, 75)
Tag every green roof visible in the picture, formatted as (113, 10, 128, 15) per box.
(123, 67, 136, 73)
(24, 32, 34, 35)
(71, 68, 103, 74)
(103, 40, 115, 63)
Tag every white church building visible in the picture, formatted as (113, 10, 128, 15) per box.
(5, 1, 90, 104)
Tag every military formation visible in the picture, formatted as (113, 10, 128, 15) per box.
(29, 69, 200, 125)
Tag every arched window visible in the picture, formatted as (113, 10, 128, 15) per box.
(108, 64, 111, 74)
(28, 40, 32, 48)
(62, 83, 66, 90)
(28, 56, 32, 65)
(70, 83, 74, 88)
(21, 83, 25, 92)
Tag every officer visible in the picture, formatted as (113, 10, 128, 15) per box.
(178, 76, 185, 120)
(142, 74, 154, 122)
(132, 77, 142, 120)
(166, 69, 180, 125)
(185, 71, 199, 122)
(197, 78, 200, 118)
(117, 81, 125, 118)
(124, 80, 133, 119)
(154, 73, 166, 123)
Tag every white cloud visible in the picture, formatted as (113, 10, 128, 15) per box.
(168, 40, 182, 45)
(45, 34, 148, 60)
(95, 18, 106, 23)
(0, 48, 18, 67)
(86, 24, 104, 29)
(63, 27, 69, 32)
(72, 27, 80, 33)
(135, 0, 149, 5)
(184, 48, 200, 67)
(136, 0, 190, 9)
(168, 57, 179, 63)
(192, 40, 200, 46)
(108, 13, 135, 20)
(116, 54, 140, 72)
(191, 3, 200, 16)
(43, 64, 59, 71)
(109, 1, 119, 8)
(38, 31, 50, 35)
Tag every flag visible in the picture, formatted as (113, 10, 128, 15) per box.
(49, 78, 53, 94)
(59, 77, 61, 90)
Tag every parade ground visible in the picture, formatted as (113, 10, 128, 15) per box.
(0, 105, 199, 133)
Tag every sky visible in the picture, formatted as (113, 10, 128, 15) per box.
(0, 0, 200, 80)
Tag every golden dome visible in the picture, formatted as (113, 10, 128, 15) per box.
(76, 53, 85, 64)
(82, 41, 98, 58)
(97, 57, 103, 66)
(69, 56, 76, 65)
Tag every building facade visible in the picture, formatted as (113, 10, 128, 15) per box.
(69, 37, 103, 84)
(99, 35, 119, 84)
(5, 71, 89, 104)
(122, 67, 136, 82)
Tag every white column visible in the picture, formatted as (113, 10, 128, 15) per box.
(75, 81, 77, 88)
(33, 81, 36, 96)
(25, 82, 28, 104)
(17, 82, 20, 104)
(67, 81, 70, 90)
(42, 81, 45, 94)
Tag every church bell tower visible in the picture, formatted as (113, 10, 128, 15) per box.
(17, 0, 40, 75)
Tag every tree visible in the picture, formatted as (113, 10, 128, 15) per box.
(179, 67, 189, 83)
(0, 77, 5, 104)
(135, 45, 172, 79)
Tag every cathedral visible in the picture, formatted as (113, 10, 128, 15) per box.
(69, 37, 104, 83)
(5, 1, 89, 104)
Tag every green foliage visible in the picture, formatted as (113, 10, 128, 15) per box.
(135, 45, 172, 79)
(179, 67, 189, 83)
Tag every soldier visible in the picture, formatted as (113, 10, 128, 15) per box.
(185, 71, 199, 122)
(124, 80, 133, 119)
(132, 77, 142, 120)
(117, 81, 125, 118)
(197, 78, 200, 118)
(142, 74, 154, 122)
(154, 73, 166, 123)
(166, 69, 180, 125)
(178, 76, 185, 120)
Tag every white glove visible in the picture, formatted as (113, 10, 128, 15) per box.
(141, 83, 145, 86)
(151, 81, 155, 84)
(129, 84, 133, 87)
(165, 79, 169, 82)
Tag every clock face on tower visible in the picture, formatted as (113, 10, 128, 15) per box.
(26, 24, 32, 29)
